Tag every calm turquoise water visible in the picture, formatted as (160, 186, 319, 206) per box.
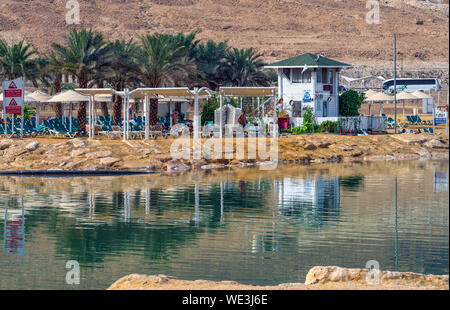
(0, 159, 448, 289)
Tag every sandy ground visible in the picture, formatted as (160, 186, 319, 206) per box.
(0, 132, 448, 172)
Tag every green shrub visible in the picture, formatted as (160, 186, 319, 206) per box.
(291, 126, 308, 134)
(339, 90, 365, 116)
(319, 120, 338, 133)
(302, 107, 316, 132)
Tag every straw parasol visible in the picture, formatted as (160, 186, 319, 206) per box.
(364, 92, 394, 116)
(48, 90, 90, 131)
(412, 91, 433, 114)
(396, 91, 418, 122)
(363, 89, 379, 99)
(28, 91, 51, 127)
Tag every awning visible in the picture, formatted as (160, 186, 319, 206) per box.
(219, 87, 277, 97)
(131, 87, 212, 99)
(75, 88, 117, 96)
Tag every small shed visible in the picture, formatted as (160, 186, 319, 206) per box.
(265, 53, 351, 124)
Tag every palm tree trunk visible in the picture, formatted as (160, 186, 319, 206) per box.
(77, 79, 88, 132)
(113, 95, 122, 125)
(150, 98, 159, 126)
(53, 73, 63, 118)
(97, 80, 109, 117)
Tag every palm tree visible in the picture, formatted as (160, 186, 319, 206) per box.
(136, 33, 194, 125)
(52, 29, 113, 131)
(0, 40, 39, 83)
(224, 47, 268, 86)
(194, 40, 229, 90)
(108, 39, 139, 125)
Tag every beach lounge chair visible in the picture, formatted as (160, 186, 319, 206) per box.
(428, 127, 434, 134)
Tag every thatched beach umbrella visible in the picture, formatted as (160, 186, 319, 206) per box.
(364, 92, 394, 116)
(48, 90, 89, 132)
(28, 91, 51, 127)
(412, 91, 433, 114)
(396, 91, 418, 122)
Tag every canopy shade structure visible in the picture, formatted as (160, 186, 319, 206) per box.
(411, 90, 433, 99)
(394, 92, 419, 123)
(219, 87, 277, 97)
(364, 92, 394, 117)
(130, 87, 212, 99)
(48, 90, 89, 102)
(364, 92, 394, 102)
(396, 91, 418, 100)
(94, 94, 113, 102)
(363, 89, 379, 99)
(217, 87, 278, 138)
(28, 90, 51, 102)
(28, 91, 51, 128)
(75, 88, 117, 96)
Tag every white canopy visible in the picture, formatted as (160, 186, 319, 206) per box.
(130, 87, 212, 99)
(363, 89, 379, 98)
(364, 92, 394, 101)
(396, 91, 418, 100)
(28, 90, 51, 102)
(219, 87, 277, 97)
(48, 90, 89, 102)
(411, 90, 433, 99)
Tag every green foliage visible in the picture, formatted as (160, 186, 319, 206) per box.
(201, 93, 219, 125)
(339, 90, 365, 117)
(319, 120, 338, 133)
(291, 126, 308, 134)
(0, 40, 39, 83)
(302, 107, 316, 132)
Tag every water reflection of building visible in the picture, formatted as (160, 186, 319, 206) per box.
(2, 197, 26, 257)
(276, 177, 340, 220)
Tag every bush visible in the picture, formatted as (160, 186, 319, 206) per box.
(339, 90, 365, 117)
(201, 94, 219, 125)
(319, 120, 338, 133)
(291, 126, 308, 134)
(302, 107, 316, 132)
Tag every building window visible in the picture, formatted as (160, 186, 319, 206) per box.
(328, 70, 334, 84)
(316, 69, 322, 84)
(302, 70, 311, 83)
(292, 69, 302, 83)
(322, 69, 327, 83)
(292, 69, 311, 83)
(282, 68, 290, 79)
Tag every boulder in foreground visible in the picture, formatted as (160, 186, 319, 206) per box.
(108, 267, 449, 290)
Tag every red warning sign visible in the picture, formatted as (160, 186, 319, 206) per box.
(4, 90, 22, 97)
(2, 77, 24, 115)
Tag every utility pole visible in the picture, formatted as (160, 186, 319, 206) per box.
(394, 34, 398, 134)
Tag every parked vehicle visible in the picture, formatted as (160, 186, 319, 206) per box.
(382, 78, 440, 93)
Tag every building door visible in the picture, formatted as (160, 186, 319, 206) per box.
(323, 100, 328, 117)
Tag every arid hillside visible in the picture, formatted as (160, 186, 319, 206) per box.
(0, 0, 448, 64)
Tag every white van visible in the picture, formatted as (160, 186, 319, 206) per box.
(382, 78, 440, 93)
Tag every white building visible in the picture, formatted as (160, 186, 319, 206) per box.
(265, 53, 351, 126)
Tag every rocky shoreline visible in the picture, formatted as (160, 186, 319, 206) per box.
(108, 266, 449, 290)
(0, 134, 448, 173)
